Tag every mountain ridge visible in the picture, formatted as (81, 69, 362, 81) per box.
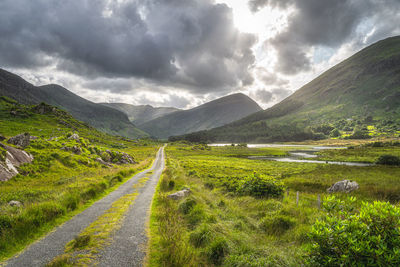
(100, 102, 179, 125)
(0, 69, 148, 139)
(139, 93, 263, 139)
(171, 36, 400, 142)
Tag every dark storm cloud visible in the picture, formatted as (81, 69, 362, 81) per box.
(0, 0, 256, 92)
(255, 67, 288, 86)
(248, 0, 292, 12)
(250, 0, 400, 75)
(252, 87, 291, 105)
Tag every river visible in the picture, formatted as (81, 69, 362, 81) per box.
(209, 143, 373, 167)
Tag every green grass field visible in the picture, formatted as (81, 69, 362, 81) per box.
(0, 98, 160, 261)
(149, 141, 400, 266)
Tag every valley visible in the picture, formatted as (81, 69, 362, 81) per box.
(0, 34, 399, 267)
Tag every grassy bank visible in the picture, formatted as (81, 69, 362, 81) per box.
(149, 142, 400, 266)
(0, 98, 160, 261)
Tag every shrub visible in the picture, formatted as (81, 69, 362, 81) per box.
(237, 175, 285, 198)
(62, 193, 80, 211)
(308, 198, 400, 266)
(375, 154, 400, 166)
(329, 128, 341, 137)
(259, 215, 296, 235)
(189, 224, 212, 247)
(72, 234, 91, 249)
(178, 198, 197, 215)
(207, 236, 229, 265)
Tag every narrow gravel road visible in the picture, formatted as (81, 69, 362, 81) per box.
(98, 146, 165, 267)
(5, 147, 165, 267)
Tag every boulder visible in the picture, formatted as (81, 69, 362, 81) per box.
(167, 188, 191, 200)
(0, 143, 34, 181)
(327, 180, 359, 193)
(95, 157, 112, 167)
(8, 200, 22, 207)
(0, 134, 5, 141)
(120, 152, 136, 164)
(68, 133, 80, 141)
(7, 133, 30, 148)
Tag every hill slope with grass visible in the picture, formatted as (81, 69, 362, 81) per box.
(172, 36, 400, 143)
(100, 103, 179, 125)
(0, 96, 158, 260)
(0, 69, 148, 139)
(139, 93, 262, 139)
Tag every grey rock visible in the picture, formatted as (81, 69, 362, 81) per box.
(0, 143, 34, 181)
(7, 133, 30, 148)
(0, 134, 5, 141)
(167, 188, 191, 200)
(120, 152, 136, 164)
(68, 133, 80, 141)
(9, 200, 22, 207)
(327, 180, 359, 193)
(96, 157, 112, 167)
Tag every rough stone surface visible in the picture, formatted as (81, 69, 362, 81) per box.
(9, 200, 22, 207)
(0, 143, 34, 181)
(7, 133, 30, 148)
(96, 157, 113, 167)
(120, 152, 136, 164)
(68, 133, 80, 141)
(327, 180, 359, 193)
(0, 134, 5, 141)
(167, 188, 191, 200)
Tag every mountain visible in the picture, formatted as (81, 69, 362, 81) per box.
(101, 103, 179, 125)
(139, 93, 262, 139)
(171, 36, 400, 143)
(0, 69, 148, 139)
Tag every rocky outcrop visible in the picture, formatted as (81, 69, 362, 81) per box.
(167, 188, 191, 200)
(7, 133, 30, 148)
(120, 152, 135, 164)
(8, 200, 22, 207)
(0, 143, 34, 181)
(327, 180, 359, 193)
(68, 133, 80, 141)
(95, 157, 113, 167)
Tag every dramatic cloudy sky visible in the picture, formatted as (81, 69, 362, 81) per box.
(1, 0, 399, 108)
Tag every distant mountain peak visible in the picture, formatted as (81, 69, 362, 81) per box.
(139, 92, 263, 139)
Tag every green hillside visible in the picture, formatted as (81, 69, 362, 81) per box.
(0, 96, 158, 259)
(172, 36, 400, 143)
(0, 69, 148, 139)
(140, 93, 262, 139)
(100, 103, 179, 125)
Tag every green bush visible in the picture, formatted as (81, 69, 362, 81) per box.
(178, 198, 197, 215)
(308, 197, 400, 266)
(329, 128, 341, 137)
(237, 175, 285, 198)
(259, 214, 296, 235)
(375, 154, 400, 166)
(207, 236, 229, 265)
(72, 234, 91, 249)
(189, 224, 212, 247)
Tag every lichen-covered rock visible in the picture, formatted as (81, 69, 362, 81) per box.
(0, 143, 34, 181)
(327, 180, 359, 193)
(96, 157, 112, 167)
(167, 188, 191, 200)
(7, 133, 30, 148)
(68, 133, 80, 141)
(8, 200, 22, 207)
(120, 152, 136, 164)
